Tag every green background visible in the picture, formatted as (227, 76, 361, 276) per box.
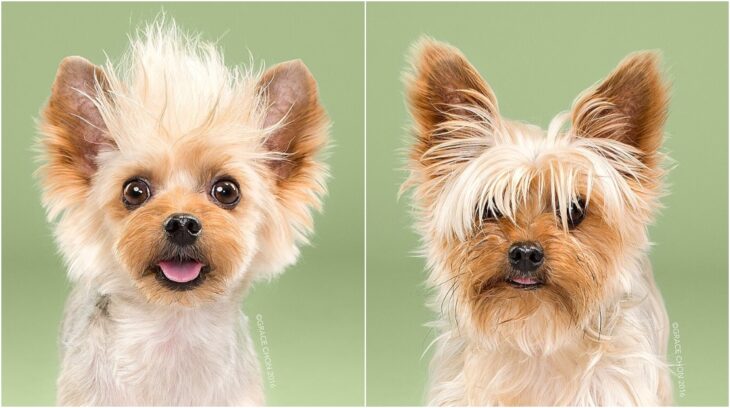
(2, 3, 363, 406)
(3, 2, 729, 407)
(367, 2, 728, 406)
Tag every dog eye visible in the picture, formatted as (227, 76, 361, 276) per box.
(122, 179, 151, 209)
(211, 179, 240, 208)
(562, 199, 586, 229)
(478, 204, 502, 222)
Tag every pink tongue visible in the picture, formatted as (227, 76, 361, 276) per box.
(158, 261, 203, 283)
(512, 277, 538, 285)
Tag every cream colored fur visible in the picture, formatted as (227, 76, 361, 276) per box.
(421, 119, 672, 406)
(39, 19, 327, 405)
(404, 39, 673, 406)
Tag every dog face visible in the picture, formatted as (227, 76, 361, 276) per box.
(405, 39, 668, 353)
(38, 23, 328, 306)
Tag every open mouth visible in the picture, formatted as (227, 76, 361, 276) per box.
(506, 276, 544, 290)
(153, 258, 210, 291)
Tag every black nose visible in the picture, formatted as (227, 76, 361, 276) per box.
(164, 214, 202, 246)
(508, 242, 544, 273)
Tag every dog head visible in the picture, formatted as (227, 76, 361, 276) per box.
(404, 39, 668, 353)
(37, 21, 329, 306)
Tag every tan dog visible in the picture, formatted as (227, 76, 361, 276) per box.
(403, 38, 672, 405)
(37, 20, 328, 405)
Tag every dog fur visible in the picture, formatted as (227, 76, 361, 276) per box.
(403, 38, 672, 405)
(37, 20, 328, 405)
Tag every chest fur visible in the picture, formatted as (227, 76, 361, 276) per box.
(428, 328, 672, 406)
(57, 293, 263, 405)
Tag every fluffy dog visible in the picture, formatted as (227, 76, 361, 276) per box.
(403, 38, 672, 405)
(37, 20, 328, 405)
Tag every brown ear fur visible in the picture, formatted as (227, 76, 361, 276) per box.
(38, 56, 115, 214)
(571, 52, 669, 168)
(405, 38, 499, 162)
(256, 59, 328, 189)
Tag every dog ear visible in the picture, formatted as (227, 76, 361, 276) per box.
(39, 56, 116, 214)
(256, 60, 328, 187)
(571, 52, 669, 168)
(252, 60, 329, 278)
(405, 38, 500, 162)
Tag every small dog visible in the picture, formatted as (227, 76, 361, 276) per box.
(37, 20, 328, 405)
(403, 38, 672, 405)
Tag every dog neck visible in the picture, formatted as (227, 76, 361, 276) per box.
(58, 279, 264, 404)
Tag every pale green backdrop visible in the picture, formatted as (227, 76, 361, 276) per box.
(366, 2, 728, 406)
(4, 2, 729, 407)
(2, 3, 363, 405)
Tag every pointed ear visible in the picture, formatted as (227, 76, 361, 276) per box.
(256, 59, 328, 186)
(39, 56, 116, 213)
(405, 38, 499, 158)
(571, 52, 669, 168)
(252, 60, 329, 278)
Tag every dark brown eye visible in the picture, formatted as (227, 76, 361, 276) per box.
(123, 179, 151, 209)
(211, 179, 240, 208)
(563, 198, 586, 229)
(479, 203, 502, 222)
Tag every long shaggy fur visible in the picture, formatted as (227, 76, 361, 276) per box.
(37, 19, 328, 405)
(404, 38, 672, 406)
